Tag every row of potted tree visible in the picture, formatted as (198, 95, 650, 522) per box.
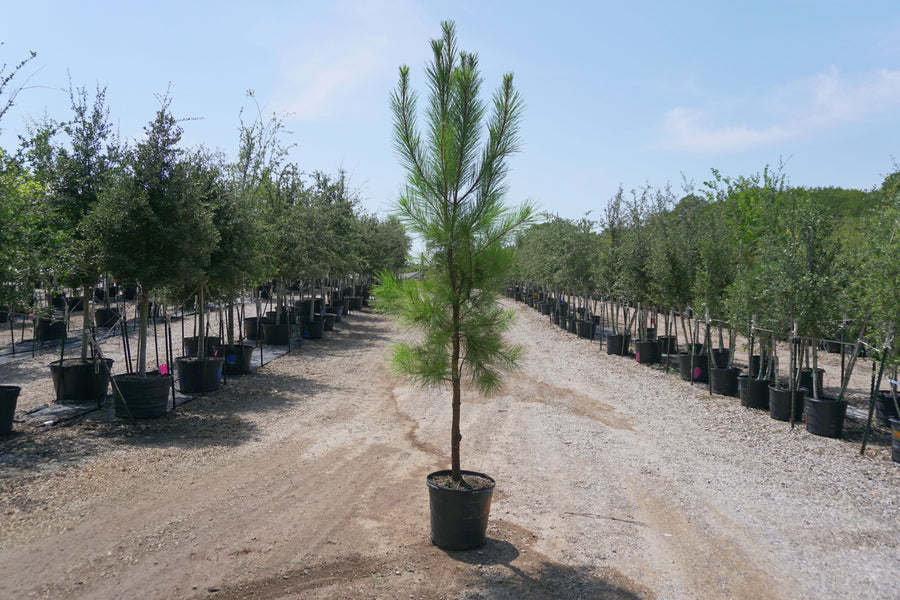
(0, 75, 409, 426)
(509, 166, 900, 447)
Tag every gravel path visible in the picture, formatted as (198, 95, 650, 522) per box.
(0, 301, 897, 599)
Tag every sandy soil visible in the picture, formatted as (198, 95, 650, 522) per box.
(0, 301, 897, 600)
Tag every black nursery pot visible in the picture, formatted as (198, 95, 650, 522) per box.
(243, 316, 260, 340)
(216, 344, 255, 376)
(34, 317, 66, 341)
(427, 470, 495, 551)
(303, 318, 325, 340)
(576, 320, 593, 340)
(805, 396, 848, 438)
(711, 348, 731, 369)
(94, 307, 120, 328)
(262, 322, 291, 345)
(748, 378, 772, 410)
(635, 339, 660, 365)
(768, 385, 806, 422)
(606, 333, 630, 356)
(183, 336, 221, 358)
(176, 356, 225, 394)
(710, 367, 741, 397)
(678, 352, 709, 383)
(890, 418, 900, 464)
(875, 390, 900, 428)
(49, 358, 114, 403)
(0, 385, 21, 435)
(113, 373, 171, 419)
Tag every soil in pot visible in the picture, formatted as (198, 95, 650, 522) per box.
(606, 333, 630, 356)
(427, 470, 495, 550)
(805, 396, 848, 438)
(768, 385, 806, 422)
(183, 336, 221, 358)
(635, 339, 660, 365)
(216, 344, 255, 376)
(710, 367, 741, 397)
(678, 352, 709, 383)
(49, 358, 114, 403)
(176, 357, 225, 394)
(113, 373, 171, 419)
(0, 385, 21, 435)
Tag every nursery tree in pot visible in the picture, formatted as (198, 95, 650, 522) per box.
(31, 84, 120, 401)
(89, 93, 218, 417)
(376, 21, 534, 550)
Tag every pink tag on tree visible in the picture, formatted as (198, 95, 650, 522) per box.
(160, 364, 168, 375)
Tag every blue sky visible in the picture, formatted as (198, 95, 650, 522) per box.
(2, 1, 898, 220)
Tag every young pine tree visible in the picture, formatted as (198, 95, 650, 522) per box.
(376, 21, 534, 483)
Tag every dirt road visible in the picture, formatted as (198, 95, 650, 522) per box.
(1, 304, 897, 599)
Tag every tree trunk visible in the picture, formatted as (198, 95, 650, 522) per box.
(451, 301, 462, 482)
(81, 282, 91, 361)
(137, 289, 150, 379)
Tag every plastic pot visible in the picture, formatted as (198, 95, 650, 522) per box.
(678, 352, 709, 383)
(711, 348, 731, 369)
(890, 418, 900, 464)
(805, 396, 847, 438)
(576, 320, 593, 340)
(183, 336, 221, 358)
(768, 385, 806, 422)
(94, 307, 120, 328)
(323, 312, 337, 332)
(0, 385, 21, 435)
(875, 390, 900, 428)
(606, 333, 630, 357)
(113, 373, 171, 419)
(216, 344, 255, 376)
(635, 339, 660, 365)
(303, 319, 325, 340)
(748, 378, 772, 410)
(710, 367, 741, 397)
(34, 317, 66, 341)
(49, 358, 113, 403)
(427, 470, 495, 550)
(176, 357, 225, 394)
(243, 316, 260, 340)
(262, 322, 291, 345)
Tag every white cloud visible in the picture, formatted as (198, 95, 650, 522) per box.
(659, 67, 900, 152)
(256, 0, 429, 121)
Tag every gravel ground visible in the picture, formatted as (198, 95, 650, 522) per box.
(0, 299, 897, 599)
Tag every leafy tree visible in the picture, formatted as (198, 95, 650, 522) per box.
(88, 94, 218, 377)
(376, 21, 534, 483)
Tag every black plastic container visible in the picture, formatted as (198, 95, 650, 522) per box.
(0, 385, 21, 435)
(427, 470, 495, 550)
(49, 358, 113, 403)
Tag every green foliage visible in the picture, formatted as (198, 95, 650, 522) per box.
(377, 21, 534, 480)
(0, 151, 44, 309)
